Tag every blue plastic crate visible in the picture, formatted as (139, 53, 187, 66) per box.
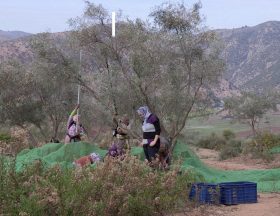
(189, 183, 220, 204)
(219, 181, 257, 205)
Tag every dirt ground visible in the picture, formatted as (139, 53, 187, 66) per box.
(183, 147, 280, 216)
(192, 147, 280, 170)
(180, 193, 280, 216)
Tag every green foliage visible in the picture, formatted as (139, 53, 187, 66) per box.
(69, 1, 224, 145)
(0, 133, 12, 142)
(151, 2, 202, 32)
(243, 132, 280, 161)
(0, 155, 195, 215)
(196, 132, 226, 150)
(195, 130, 243, 160)
(255, 132, 280, 150)
(219, 140, 242, 160)
(224, 92, 278, 135)
(0, 61, 44, 129)
(222, 129, 235, 140)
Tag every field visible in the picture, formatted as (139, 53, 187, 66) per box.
(184, 111, 280, 139)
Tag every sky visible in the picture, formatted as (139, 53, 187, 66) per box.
(0, 0, 280, 34)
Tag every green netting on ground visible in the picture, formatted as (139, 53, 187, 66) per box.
(16, 142, 108, 171)
(174, 141, 280, 192)
(15, 142, 145, 172)
(270, 145, 280, 154)
(14, 141, 280, 192)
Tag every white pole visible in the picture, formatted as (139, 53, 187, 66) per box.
(112, 12, 116, 37)
(76, 50, 82, 133)
(77, 86, 80, 106)
(77, 50, 82, 106)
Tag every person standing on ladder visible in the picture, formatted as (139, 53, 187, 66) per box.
(64, 104, 85, 144)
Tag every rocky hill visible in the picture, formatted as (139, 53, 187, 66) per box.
(0, 30, 32, 42)
(0, 30, 33, 63)
(1, 21, 280, 92)
(217, 21, 280, 90)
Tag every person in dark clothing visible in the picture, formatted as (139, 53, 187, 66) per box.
(107, 115, 130, 158)
(137, 106, 161, 162)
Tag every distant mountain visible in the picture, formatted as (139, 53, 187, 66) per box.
(0, 37, 33, 63)
(1, 22, 280, 93)
(217, 21, 280, 90)
(0, 30, 33, 63)
(0, 30, 32, 42)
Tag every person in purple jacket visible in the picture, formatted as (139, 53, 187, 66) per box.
(137, 106, 161, 162)
(64, 104, 85, 144)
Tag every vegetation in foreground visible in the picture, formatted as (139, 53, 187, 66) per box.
(0, 155, 199, 216)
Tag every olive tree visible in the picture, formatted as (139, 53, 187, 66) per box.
(0, 34, 81, 144)
(68, 2, 224, 150)
(0, 61, 43, 147)
(224, 92, 278, 136)
(150, 2, 224, 148)
(29, 33, 78, 140)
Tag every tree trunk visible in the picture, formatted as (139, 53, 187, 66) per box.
(251, 117, 258, 137)
(52, 117, 60, 141)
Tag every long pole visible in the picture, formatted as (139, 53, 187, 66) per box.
(76, 50, 82, 133)
(77, 50, 82, 106)
(112, 12, 115, 38)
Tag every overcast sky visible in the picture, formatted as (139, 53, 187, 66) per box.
(1, 0, 280, 33)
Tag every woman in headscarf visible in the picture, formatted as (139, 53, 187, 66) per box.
(64, 104, 85, 144)
(137, 106, 161, 162)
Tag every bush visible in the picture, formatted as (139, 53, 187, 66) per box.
(242, 132, 280, 161)
(255, 132, 280, 150)
(0, 133, 12, 142)
(194, 131, 242, 160)
(222, 129, 235, 141)
(0, 128, 32, 155)
(196, 133, 226, 150)
(219, 140, 242, 160)
(0, 155, 196, 215)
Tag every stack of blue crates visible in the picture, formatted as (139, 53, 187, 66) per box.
(189, 181, 257, 205)
(219, 181, 257, 205)
(189, 183, 220, 204)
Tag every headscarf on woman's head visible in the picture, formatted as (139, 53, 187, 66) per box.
(137, 106, 152, 120)
(73, 114, 80, 122)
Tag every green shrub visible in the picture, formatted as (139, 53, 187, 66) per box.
(242, 132, 279, 161)
(255, 132, 280, 150)
(196, 133, 226, 150)
(0, 133, 12, 142)
(222, 129, 236, 141)
(219, 140, 242, 160)
(0, 155, 196, 215)
(195, 131, 242, 160)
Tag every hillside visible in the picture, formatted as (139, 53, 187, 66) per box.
(0, 38, 33, 63)
(0, 30, 32, 42)
(217, 21, 280, 90)
(1, 21, 280, 91)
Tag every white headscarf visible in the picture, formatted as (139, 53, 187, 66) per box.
(90, 152, 101, 162)
(137, 106, 152, 121)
